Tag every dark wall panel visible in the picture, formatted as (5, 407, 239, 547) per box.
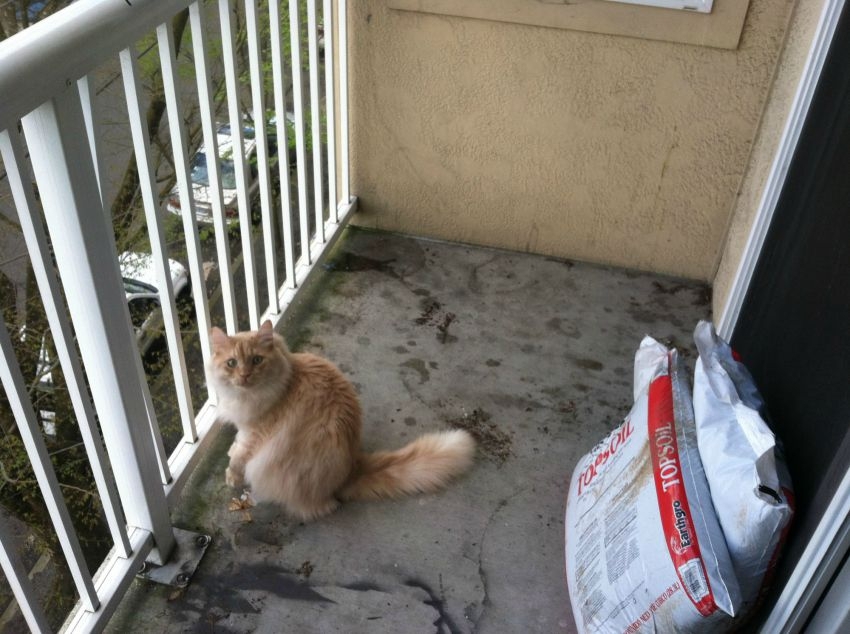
(731, 1, 850, 611)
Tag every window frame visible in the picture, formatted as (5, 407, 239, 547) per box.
(389, 0, 748, 50)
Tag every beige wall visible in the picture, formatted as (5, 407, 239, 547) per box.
(712, 0, 827, 318)
(347, 0, 796, 281)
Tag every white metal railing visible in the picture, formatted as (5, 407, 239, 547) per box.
(0, 0, 354, 631)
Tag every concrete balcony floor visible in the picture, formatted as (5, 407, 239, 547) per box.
(107, 227, 711, 633)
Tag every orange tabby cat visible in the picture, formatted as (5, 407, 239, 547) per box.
(207, 320, 475, 521)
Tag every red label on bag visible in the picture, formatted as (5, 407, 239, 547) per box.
(648, 367, 717, 617)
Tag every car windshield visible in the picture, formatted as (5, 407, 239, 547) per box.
(190, 151, 237, 190)
(123, 277, 156, 294)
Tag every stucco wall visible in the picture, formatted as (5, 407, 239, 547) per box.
(712, 0, 827, 319)
(346, 0, 795, 281)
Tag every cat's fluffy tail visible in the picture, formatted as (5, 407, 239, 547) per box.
(339, 430, 475, 501)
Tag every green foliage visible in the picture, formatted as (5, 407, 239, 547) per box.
(245, 0, 310, 97)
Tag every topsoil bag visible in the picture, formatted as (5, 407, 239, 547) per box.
(692, 321, 794, 615)
(565, 337, 741, 633)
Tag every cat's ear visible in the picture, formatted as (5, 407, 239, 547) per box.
(257, 320, 275, 346)
(210, 327, 229, 349)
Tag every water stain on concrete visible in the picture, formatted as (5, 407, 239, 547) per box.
(400, 358, 430, 384)
(652, 280, 693, 296)
(313, 310, 354, 336)
(651, 280, 712, 307)
(627, 302, 657, 325)
(235, 523, 283, 548)
(324, 252, 396, 274)
(182, 562, 335, 628)
(558, 400, 578, 416)
(229, 563, 334, 603)
(393, 346, 409, 354)
(546, 317, 582, 339)
(576, 358, 604, 371)
(694, 286, 711, 307)
(541, 386, 564, 398)
(489, 393, 539, 412)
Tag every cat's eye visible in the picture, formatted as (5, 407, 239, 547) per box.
(226, 358, 237, 368)
(251, 355, 263, 365)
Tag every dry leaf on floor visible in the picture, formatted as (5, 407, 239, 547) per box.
(167, 588, 185, 602)
(228, 491, 255, 512)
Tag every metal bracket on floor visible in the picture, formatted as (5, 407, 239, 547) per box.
(137, 527, 211, 588)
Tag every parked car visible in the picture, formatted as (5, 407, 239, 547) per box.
(35, 252, 189, 383)
(25, 252, 189, 434)
(165, 124, 259, 224)
(165, 117, 294, 226)
(118, 251, 190, 355)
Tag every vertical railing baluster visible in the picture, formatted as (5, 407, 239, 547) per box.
(307, 0, 325, 243)
(290, 0, 312, 265)
(157, 19, 214, 369)
(323, 0, 339, 223)
(219, 0, 260, 330)
(0, 319, 99, 611)
(0, 520, 51, 633)
(190, 0, 238, 335)
(0, 129, 132, 558)
(270, 0, 297, 289)
(120, 44, 197, 445)
(339, 0, 350, 205)
(22, 89, 175, 565)
(77, 75, 105, 209)
(140, 376, 173, 485)
(245, 0, 279, 316)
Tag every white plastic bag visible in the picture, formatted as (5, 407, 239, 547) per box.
(565, 337, 740, 633)
(692, 321, 794, 615)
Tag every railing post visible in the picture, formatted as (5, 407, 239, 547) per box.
(21, 86, 175, 565)
(339, 0, 350, 206)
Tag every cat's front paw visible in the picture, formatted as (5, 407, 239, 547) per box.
(225, 466, 244, 488)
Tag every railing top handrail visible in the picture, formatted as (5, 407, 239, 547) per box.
(0, 0, 192, 131)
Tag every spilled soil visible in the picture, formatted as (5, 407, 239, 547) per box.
(416, 298, 457, 344)
(447, 408, 513, 464)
